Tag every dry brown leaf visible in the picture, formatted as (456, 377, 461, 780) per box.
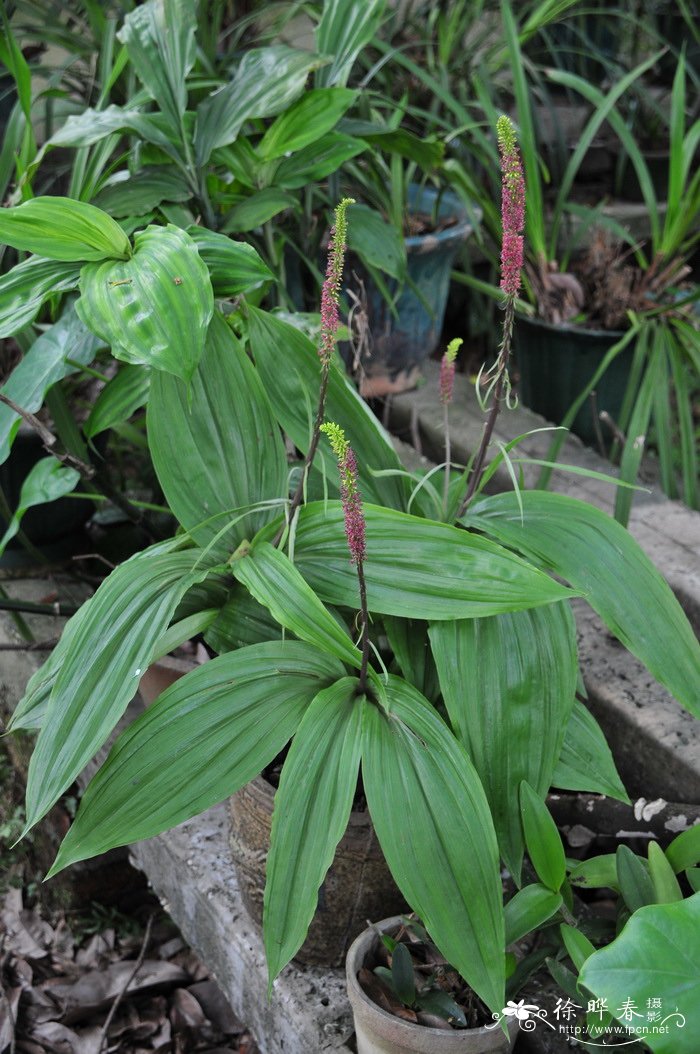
(188, 980, 241, 1035)
(169, 988, 206, 1031)
(45, 960, 187, 1023)
(1, 891, 54, 960)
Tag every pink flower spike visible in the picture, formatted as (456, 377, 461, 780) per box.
(319, 197, 354, 365)
(440, 337, 463, 405)
(320, 422, 366, 565)
(496, 115, 525, 298)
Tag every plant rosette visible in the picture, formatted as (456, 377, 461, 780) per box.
(346, 916, 520, 1053)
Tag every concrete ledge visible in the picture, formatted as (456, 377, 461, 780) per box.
(130, 808, 353, 1054)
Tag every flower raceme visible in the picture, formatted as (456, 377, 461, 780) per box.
(320, 422, 366, 565)
(319, 197, 354, 365)
(440, 337, 463, 405)
(496, 115, 525, 298)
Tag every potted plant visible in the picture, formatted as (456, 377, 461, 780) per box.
(4, 102, 699, 1044)
(499, 5, 700, 512)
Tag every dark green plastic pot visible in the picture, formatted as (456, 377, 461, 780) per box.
(514, 316, 633, 447)
(347, 185, 478, 396)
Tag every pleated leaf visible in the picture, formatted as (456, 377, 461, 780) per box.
(264, 678, 363, 981)
(469, 492, 700, 718)
(48, 643, 344, 875)
(204, 583, 282, 655)
(232, 542, 361, 669)
(553, 700, 630, 804)
(117, 0, 196, 129)
(49, 105, 184, 163)
(195, 46, 326, 165)
(258, 88, 357, 159)
(579, 896, 700, 1052)
(429, 603, 577, 880)
(85, 364, 151, 439)
(0, 196, 131, 261)
(0, 255, 81, 338)
(147, 312, 286, 553)
(77, 224, 213, 381)
(93, 166, 191, 217)
(362, 676, 505, 1014)
(0, 302, 102, 464)
(258, 502, 575, 619)
(315, 0, 386, 88)
(276, 132, 365, 189)
(248, 306, 407, 511)
(24, 541, 218, 831)
(185, 227, 274, 296)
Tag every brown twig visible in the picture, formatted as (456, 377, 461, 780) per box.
(99, 913, 155, 1051)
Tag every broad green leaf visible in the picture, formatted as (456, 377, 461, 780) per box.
(430, 604, 577, 880)
(0, 302, 102, 465)
(504, 884, 563, 945)
(85, 364, 151, 439)
(0, 458, 80, 556)
(316, 0, 386, 88)
(520, 782, 566, 893)
(469, 492, 700, 719)
(559, 924, 595, 971)
(24, 542, 217, 831)
(195, 46, 326, 165)
(258, 88, 357, 160)
(579, 896, 700, 1051)
(552, 700, 630, 803)
(346, 203, 406, 281)
(276, 132, 365, 190)
(259, 502, 575, 620)
(569, 854, 619, 892)
(49, 105, 184, 162)
(185, 227, 274, 296)
(93, 166, 190, 217)
(666, 825, 700, 874)
(362, 676, 505, 1014)
(148, 311, 286, 552)
(221, 189, 298, 234)
(77, 224, 213, 381)
(117, 0, 196, 128)
(247, 306, 407, 510)
(616, 845, 655, 913)
(232, 542, 361, 669)
(0, 256, 81, 338)
(648, 842, 683, 903)
(48, 643, 344, 874)
(204, 582, 282, 655)
(0, 197, 131, 261)
(383, 617, 439, 702)
(264, 678, 363, 981)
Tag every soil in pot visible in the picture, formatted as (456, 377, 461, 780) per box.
(346, 916, 519, 1054)
(343, 185, 478, 398)
(228, 773, 407, 968)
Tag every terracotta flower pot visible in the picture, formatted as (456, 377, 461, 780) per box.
(228, 776, 407, 967)
(346, 917, 519, 1054)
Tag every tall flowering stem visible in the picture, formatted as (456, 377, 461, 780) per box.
(440, 337, 462, 520)
(274, 198, 354, 545)
(320, 422, 370, 695)
(459, 116, 525, 516)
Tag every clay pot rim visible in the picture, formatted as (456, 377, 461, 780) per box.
(346, 916, 516, 1048)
